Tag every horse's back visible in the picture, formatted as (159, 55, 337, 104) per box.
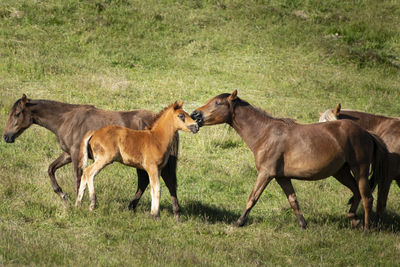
(59, 106, 155, 152)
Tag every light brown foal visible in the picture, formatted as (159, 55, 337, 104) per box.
(75, 102, 199, 219)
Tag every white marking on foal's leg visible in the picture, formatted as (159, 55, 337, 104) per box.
(148, 170, 161, 219)
(150, 182, 161, 217)
(87, 171, 97, 211)
(75, 174, 88, 207)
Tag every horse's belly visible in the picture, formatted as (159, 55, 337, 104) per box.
(283, 154, 345, 180)
(118, 151, 143, 169)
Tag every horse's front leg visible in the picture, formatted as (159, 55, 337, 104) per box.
(48, 152, 72, 204)
(275, 178, 307, 229)
(161, 155, 180, 221)
(235, 170, 273, 227)
(128, 169, 149, 210)
(147, 166, 161, 220)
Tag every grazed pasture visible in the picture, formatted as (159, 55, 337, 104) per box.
(1, 0, 400, 265)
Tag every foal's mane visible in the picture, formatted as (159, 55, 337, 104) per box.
(235, 98, 296, 125)
(146, 103, 176, 130)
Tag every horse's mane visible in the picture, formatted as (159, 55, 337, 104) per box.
(146, 103, 176, 130)
(236, 98, 296, 125)
(11, 98, 95, 111)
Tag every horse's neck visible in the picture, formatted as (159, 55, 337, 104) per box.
(230, 104, 276, 154)
(341, 110, 388, 132)
(150, 111, 177, 153)
(30, 101, 72, 134)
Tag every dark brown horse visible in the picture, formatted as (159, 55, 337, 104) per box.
(3, 94, 181, 218)
(191, 90, 387, 231)
(319, 104, 400, 217)
(76, 102, 199, 219)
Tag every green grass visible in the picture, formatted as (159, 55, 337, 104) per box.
(1, 0, 400, 265)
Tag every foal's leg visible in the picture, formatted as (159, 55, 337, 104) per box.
(146, 166, 161, 219)
(161, 155, 180, 221)
(333, 166, 362, 228)
(75, 159, 108, 209)
(128, 169, 149, 210)
(48, 152, 72, 203)
(275, 178, 307, 229)
(235, 171, 273, 227)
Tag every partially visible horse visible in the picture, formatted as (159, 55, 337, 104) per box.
(76, 102, 199, 219)
(319, 104, 400, 216)
(191, 90, 387, 231)
(3, 94, 181, 218)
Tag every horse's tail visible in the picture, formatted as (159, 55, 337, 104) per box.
(370, 133, 390, 217)
(78, 130, 95, 169)
(370, 133, 388, 192)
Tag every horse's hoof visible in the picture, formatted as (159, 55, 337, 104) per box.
(299, 222, 307, 230)
(61, 193, 70, 201)
(174, 214, 180, 223)
(234, 219, 245, 227)
(297, 214, 307, 229)
(153, 215, 161, 221)
(128, 200, 138, 211)
(75, 201, 81, 208)
(350, 219, 361, 229)
(89, 204, 97, 211)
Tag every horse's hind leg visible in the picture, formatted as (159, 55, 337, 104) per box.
(235, 171, 273, 227)
(48, 152, 72, 203)
(276, 178, 307, 229)
(333, 166, 362, 228)
(353, 165, 374, 232)
(128, 169, 149, 211)
(161, 155, 180, 221)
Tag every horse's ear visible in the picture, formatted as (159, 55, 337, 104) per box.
(228, 90, 237, 101)
(318, 111, 323, 116)
(17, 94, 27, 111)
(333, 103, 341, 116)
(173, 101, 183, 110)
(21, 94, 27, 106)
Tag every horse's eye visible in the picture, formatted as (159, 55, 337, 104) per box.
(14, 112, 20, 118)
(178, 113, 185, 122)
(215, 101, 220, 106)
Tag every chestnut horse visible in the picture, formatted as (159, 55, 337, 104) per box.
(75, 102, 199, 219)
(3, 94, 181, 218)
(191, 90, 387, 231)
(319, 104, 399, 217)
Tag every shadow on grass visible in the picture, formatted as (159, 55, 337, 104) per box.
(181, 200, 241, 224)
(180, 200, 266, 225)
(305, 210, 400, 233)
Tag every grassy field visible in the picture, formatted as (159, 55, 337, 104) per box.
(1, 0, 400, 265)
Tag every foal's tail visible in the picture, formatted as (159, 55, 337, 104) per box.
(78, 130, 95, 170)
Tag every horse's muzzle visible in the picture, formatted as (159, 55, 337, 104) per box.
(3, 133, 15, 143)
(190, 110, 204, 127)
(188, 124, 199, 134)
